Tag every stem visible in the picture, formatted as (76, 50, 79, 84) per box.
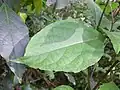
(110, 17, 114, 32)
(88, 67, 91, 90)
(96, 0, 110, 30)
(92, 60, 119, 90)
(110, 3, 114, 31)
(52, 1, 57, 14)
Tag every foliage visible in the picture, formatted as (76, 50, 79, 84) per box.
(104, 30, 120, 54)
(0, 4, 29, 59)
(0, 0, 120, 90)
(53, 85, 74, 90)
(18, 19, 105, 72)
(98, 82, 119, 90)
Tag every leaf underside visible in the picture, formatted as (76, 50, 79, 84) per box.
(0, 4, 29, 83)
(0, 4, 29, 59)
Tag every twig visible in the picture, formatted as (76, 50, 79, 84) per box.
(96, 0, 110, 30)
(92, 60, 119, 90)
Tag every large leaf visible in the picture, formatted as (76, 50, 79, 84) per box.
(53, 85, 74, 90)
(98, 82, 119, 90)
(0, 4, 29, 83)
(18, 19, 104, 72)
(0, 4, 29, 59)
(104, 30, 120, 54)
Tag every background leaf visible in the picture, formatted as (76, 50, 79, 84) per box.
(33, 0, 42, 14)
(86, 0, 111, 29)
(53, 85, 74, 90)
(104, 30, 120, 54)
(46, 0, 82, 9)
(0, 0, 21, 12)
(96, 0, 119, 15)
(98, 82, 119, 90)
(18, 19, 105, 72)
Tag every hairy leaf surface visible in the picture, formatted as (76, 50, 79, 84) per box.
(18, 19, 105, 72)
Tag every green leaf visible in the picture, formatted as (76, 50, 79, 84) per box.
(98, 82, 119, 90)
(33, 0, 42, 14)
(86, 0, 111, 29)
(104, 30, 120, 54)
(96, 1, 119, 15)
(18, 12, 27, 23)
(18, 19, 105, 73)
(53, 85, 74, 90)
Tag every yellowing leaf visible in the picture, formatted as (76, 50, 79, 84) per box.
(18, 12, 27, 23)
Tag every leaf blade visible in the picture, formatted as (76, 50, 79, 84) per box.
(33, 0, 42, 14)
(0, 4, 29, 83)
(104, 30, 120, 54)
(53, 85, 74, 90)
(98, 82, 119, 90)
(18, 19, 105, 72)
